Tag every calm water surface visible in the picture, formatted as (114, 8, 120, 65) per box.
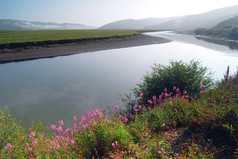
(0, 32, 238, 127)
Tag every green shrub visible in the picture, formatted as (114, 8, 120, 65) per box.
(134, 60, 213, 102)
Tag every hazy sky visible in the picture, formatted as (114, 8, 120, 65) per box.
(1, 0, 238, 27)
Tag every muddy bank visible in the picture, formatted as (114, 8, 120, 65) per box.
(0, 34, 171, 64)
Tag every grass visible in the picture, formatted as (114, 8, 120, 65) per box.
(0, 30, 139, 45)
(0, 64, 237, 158)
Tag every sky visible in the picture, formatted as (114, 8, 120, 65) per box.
(1, 0, 238, 27)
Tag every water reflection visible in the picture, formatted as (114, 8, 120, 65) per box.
(195, 36, 238, 50)
(146, 31, 238, 57)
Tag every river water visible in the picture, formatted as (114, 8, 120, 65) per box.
(0, 31, 237, 127)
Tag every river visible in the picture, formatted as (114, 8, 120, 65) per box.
(0, 31, 237, 127)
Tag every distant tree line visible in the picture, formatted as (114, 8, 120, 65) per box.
(194, 27, 238, 40)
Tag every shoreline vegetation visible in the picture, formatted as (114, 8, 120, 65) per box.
(0, 60, 238, 158)
(0, 30, 170, 64)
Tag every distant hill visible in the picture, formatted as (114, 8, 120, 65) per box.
(99, 5, 238, 31)
(194, 15, 238, 40)
(214, 15, 238, 29)
(0, 19, 96, 30)
(99, 18, 176, 29)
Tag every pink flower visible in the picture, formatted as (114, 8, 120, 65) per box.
(73, 124, 78, 129)
(162, 123, 166, 127)
(32, 139, 37, 146)
(165, 132, 168, 136)
(28, 147, 32, 151)
(73, 116, 77, 122)
(165, 93, 170, 97)
(176, 88, 180, 93)
(114, 105, 118, 111)
(173, 86, 176, 90)
(152, 96, 157, 102)
(129, 114, 134, 120)
(81, 116, 87, 122)
(145, 133, 149, 137)
(133, 105, 138, 112)
(148, 100, 153, 104)
(140, 92, 143, 99)
(101, 108, 105, 114)
(58, 120, 64, 126)
(57, 127, 63, 132)
(200, 84, 204, 88)
(29, 131, 35, 138)
(6, 143, 11, 150)
(158, 151, 161, 154)
(164, 88, 167, 93)
(71, 140, 75, 145)
(25, 143, 29, 147)
(51, 124, 56, 130)
(169, 101, 172, 106)
(64, 128, 72, 135)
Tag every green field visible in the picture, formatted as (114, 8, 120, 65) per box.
(0, 30, 139, 45)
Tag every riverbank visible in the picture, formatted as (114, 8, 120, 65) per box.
(0, 34, 170, 64)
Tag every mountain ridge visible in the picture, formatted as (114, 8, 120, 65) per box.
(0, 19, 96, 30)
(99, 5, 238, 31)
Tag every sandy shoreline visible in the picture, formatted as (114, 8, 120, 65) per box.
(0, 34, 171, 64)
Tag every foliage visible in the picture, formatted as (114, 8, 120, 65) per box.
(133, 60, 213, 103)
(228, 27, 238, 40)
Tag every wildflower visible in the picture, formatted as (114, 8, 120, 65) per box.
(164, 88, 167, 93)
(25, 143, 29, 147)
(162, 123, 166, 127)
(169, 101, 172, 106)
(73, 116, 77, 122)
(57, 127, 63, 132)
(6, 143, 11, 150)
(200, 84, 204, 88)
(129, 114, 134, 120)
(114, 105, 118, 111)
(145, 133, 149, 137)
(32, 139, 37, 146)
(56, 145, 60, 150)
(158, 151, 161, 154)
(140, 92, 143, 99)
(73, 124, 78, 129)
(173, 86, 176, 90)
(81, 116, 87, 122)
(51, 124, 56, 130)
(71, 140, 75, 146)
(123, 117, 128, 124)
(165, 132, 168, 136)
(165, 93, 170, 97)
(133, 105, 138, 112)
(29, 131, 35, 138)
(176, 88, 180, 93)
(148, 100, 153, 104)
(28, 147, 32, 151)
(101, 108, 105, 114)
(58, 120, 64, 126)
(112, 141, 118, 148)
(64, 128, 72, 135)
(152, 96, 157, 103)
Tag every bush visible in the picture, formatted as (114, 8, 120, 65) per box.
(133, 60, 213, 102)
